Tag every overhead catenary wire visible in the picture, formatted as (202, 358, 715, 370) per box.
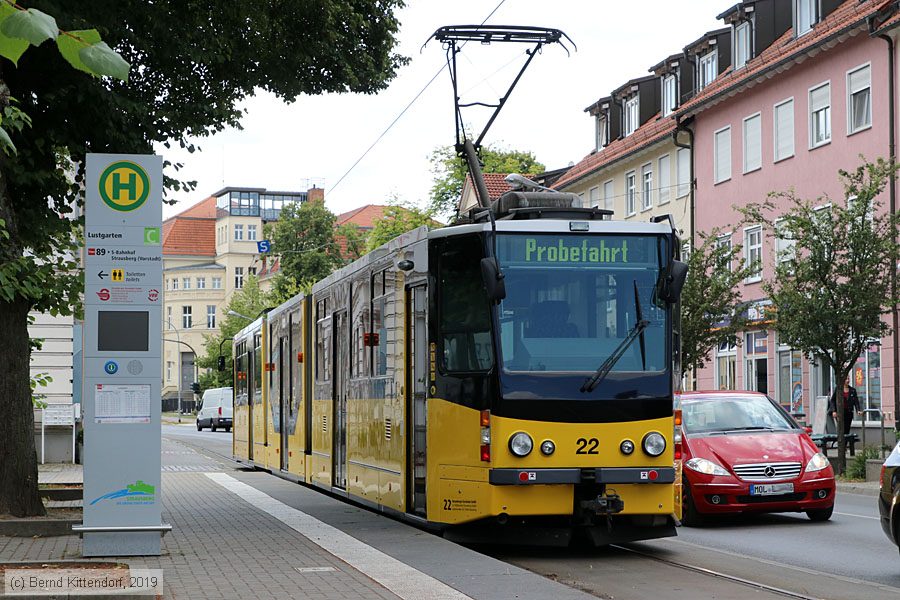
(329, 0, 509, 195)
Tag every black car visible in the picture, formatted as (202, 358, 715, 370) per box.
(878, 442, 900, 555)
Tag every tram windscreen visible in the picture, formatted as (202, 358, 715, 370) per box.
(496, 234, 667, 374)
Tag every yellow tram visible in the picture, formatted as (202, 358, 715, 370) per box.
(232, 191, 688, 545)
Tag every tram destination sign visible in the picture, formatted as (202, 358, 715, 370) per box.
(81, 154, 166, 557)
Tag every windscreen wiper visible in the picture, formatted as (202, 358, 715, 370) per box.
(581, 285, 649, 394)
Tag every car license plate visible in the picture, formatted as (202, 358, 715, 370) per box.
(749, 483, 794, 496)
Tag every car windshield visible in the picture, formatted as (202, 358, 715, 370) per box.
(682, 395, 796, 434)
(495, 233, 667, 373)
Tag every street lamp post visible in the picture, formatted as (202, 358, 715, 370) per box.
(165, 319, 183, 423)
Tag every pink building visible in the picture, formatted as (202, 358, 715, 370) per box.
(677, 0, 898, 426)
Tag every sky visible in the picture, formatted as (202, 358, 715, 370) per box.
(159, 1, 727, 220)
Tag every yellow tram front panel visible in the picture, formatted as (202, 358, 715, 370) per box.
(427, 399, 674, 525)
(233, 402, 250, 461)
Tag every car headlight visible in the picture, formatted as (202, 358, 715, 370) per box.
(685, 457, 729, 476)
(805, 452, 830, 472)
(509, 432, 533, 457)
(642, 432, 666, 457)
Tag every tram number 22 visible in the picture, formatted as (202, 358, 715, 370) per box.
(575, 437, 599, 454)
(443, 499, 453, 510)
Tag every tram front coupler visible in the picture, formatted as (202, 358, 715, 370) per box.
(581, 492, 624, 516)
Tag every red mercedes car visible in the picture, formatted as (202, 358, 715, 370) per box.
(678, 391, 835, 526)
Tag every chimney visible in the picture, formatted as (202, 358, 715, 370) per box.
(307, 186, 325, 204)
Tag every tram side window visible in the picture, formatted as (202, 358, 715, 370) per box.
(235, 341, 247, 402)
(351, 277, 369, 378)
(438, 237, 494, 372)
(253, 332, 262, 399)
(371, 269, 388, 377)
(316, 299, 331, 381)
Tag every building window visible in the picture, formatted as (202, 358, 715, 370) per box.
(234, 224, 244, 240)
(234, 267, 244, 289)
(658, 154, 671, 205)
(774, 98, 795, 162)
(743, 113, 761, 173)
(182, 305, 192, 329)
(745, 331, 769, 394)
(677, 147, 690, 197)
(641, 163, 652, 210)
(596, 115, 608, 150)
(182, 277, 191, 290)
(247, 224, 258, 241)
(809, 82, 831, 148)
(172, 278, 179, 290)
(662, 74, 677, 116)
(212, 276, 222, 289)
(196, 277, 206, 289)
(796, 0, 817, 37)
(166, 361, 173, 382)
(716, 340, 737, 390)
(717, 233, 733, 272)
(588, 186, 600, 209)
(775, 218, 796, 265)
(847, 64, 871, 134)
(699, 50, 717, 90)
(777, 344, 804, 413)
(207, 305, 216, 329)
(625, 171, 636, 215)
(734, 21, 751, 68)
(624, 96, 639, 136)
(714, 126, 731, 183)
(248, 266, 257, 277)
(603, 180, 614, 212)
(744, 226, 763, 282)
(166, 305, 172, 324)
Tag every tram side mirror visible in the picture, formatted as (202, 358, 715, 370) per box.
(217, 355, 226, 372)
(658, 259, 688, 304)
(480, 257, 507, 303)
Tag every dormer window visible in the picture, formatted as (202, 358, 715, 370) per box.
(596, 114, 609, 151)
(662, 74, 677, 117)
(624, 95, 639, 136)
(796, 0, 817, 36)
(698, 50, 717, 90)
(734, 21, 751, 68)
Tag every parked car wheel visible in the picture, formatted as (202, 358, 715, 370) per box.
(211, 421, 217, 432)
(225, 426, 231, 433)
(806, 505, 834, 522)
(196, 420, 203, 431)
(681, 479, 705, 527)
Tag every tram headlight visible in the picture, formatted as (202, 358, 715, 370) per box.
(540, 440, 555, 456)
(642, 432, 666, 457)
(620, 439, 635, 455)
(509, 432, 533, 457)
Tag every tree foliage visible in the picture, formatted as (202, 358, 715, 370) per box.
(740, 158, 900, 473)
(365, 201, 439, 252)
(428, 143, 545, 218)
(197, 276, 271, 390)
(335, 222, 367, 262)
(680, 231, 754, 375)
(266, 200, 343, 300)
(0, 1, 406, 516)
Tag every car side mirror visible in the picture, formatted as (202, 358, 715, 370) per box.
(658, 259, 688, 304)
(480, 257, 506, 303)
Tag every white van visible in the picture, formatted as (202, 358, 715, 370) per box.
(197, 387, 233, 432)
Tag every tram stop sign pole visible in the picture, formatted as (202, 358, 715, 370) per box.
(76, 154, 170, 556)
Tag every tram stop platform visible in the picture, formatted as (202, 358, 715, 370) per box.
(1, 437, 595, 600)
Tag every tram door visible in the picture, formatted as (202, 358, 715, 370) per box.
(332, 310, 348, 489)
(247, 340, 255, 462)
(406, 284, 428, 516)
(280, 334, 289, 472)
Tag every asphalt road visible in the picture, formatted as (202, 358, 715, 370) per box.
(163, 424, 900, 600)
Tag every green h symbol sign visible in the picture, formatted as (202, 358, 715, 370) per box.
(112, 171, 138, 201)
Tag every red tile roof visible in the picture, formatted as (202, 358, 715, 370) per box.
(678, 0, 892, 119)
(163, 197, 217, 257)
(554, 115, 676, 190)
(336, 204, 388, 230)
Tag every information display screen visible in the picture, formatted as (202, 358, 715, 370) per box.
(98, 311, 149, 351)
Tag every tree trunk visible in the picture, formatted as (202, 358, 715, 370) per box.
(0, 297, 45, 516)
(833, 365, 850, 476)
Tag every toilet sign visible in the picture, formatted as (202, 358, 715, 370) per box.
(79, 154, 168, 556)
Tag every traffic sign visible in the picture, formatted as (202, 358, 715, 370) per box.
(257, 240, 271, 253)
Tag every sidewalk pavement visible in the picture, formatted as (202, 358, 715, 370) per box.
(4, 441, 594, 600)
